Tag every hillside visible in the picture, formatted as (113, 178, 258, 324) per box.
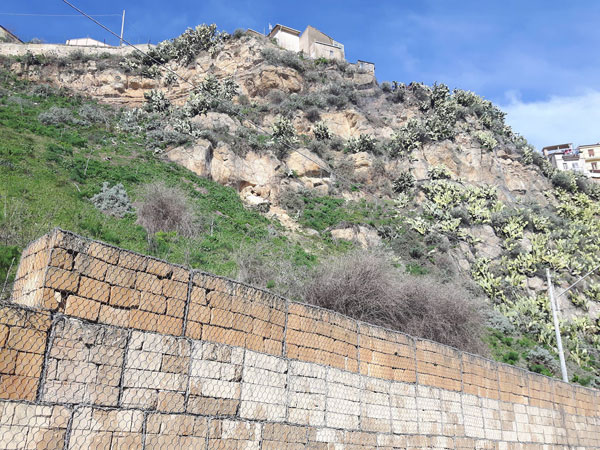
(1, 26, 600, 387)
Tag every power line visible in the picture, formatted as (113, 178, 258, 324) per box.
(0, 12, 121, 17)
(61, 0, 384, 203)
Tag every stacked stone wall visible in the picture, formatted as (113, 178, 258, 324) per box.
(1, 229, 599, 448)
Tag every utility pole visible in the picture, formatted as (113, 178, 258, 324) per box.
(546, 268, 569, 382)
(120, 10, 125, 46)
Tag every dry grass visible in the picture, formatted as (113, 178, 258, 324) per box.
(302, 249, 488, 354)
(134, 182, 195, 238)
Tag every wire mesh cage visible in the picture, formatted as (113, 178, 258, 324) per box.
(0, 229, 598, 449)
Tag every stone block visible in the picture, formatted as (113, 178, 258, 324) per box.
(45, 267, 79, 293)
(110, 286, 140, 308)
(78, 277, 110, 303)
(105, 265, 136, 288)
(118, 251, 148, 271)
(65, 295, 100, 321)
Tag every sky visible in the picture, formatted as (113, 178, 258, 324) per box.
(2, 0, 599, 149)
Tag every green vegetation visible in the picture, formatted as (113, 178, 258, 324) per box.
(0, 72, 321, 290)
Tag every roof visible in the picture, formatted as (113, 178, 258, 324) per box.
(357, 60, 375, 65)
(268, 24, 301, 38)
(0, 25, 22, 43)
(578, 143, 600, 148)
(542, 143, 573, 151)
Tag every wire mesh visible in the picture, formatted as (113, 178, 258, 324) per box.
(0, 229, 599, 448)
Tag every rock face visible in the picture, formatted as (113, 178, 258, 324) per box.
(331, 226, 381, 248)
(12, 33, 554, 226)
(472, 225, 503, 260)
(286, 150, 329, 178)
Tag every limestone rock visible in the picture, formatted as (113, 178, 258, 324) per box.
(190, 112, 240, 133)
(166, 139, 213, 178)
(472, 225, 503, 259)
(286, 149, 329, 178)
(331, 226, 381, 249)
(243, 66, 303, 97)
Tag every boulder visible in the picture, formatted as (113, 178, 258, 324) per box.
(286, 149, 329, 178)
(166, 139, 212, 177)
(472, 225, 503, 259)
(331, 226, 381, 249)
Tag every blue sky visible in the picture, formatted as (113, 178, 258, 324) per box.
(2, 0, 599, 148)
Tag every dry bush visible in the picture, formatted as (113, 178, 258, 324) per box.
(234, 244, 307, 299)
(302, 249, 487, 354)
(134, 182, 195, 237)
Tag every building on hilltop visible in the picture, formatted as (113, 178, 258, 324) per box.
(65, 37, 111, 47)
(268, 24, 345, 61)
(266, 23, 374, 73)
(0, 25, 22, 44)
(578, 143, 600, 180)
(542, 143, 584, 174)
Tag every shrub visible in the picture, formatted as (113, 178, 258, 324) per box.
(91, 182, 133, 218)
(135, 182, 195, 237)
(428, 164, 453, 180)
(527, 346, 560, 375)
(474, 131, 498, 150)
(392, 171, 415, 193)
(388, 119, 427, 158)
(271, 116, 297, 156)
(234, 244, 307, 298)
(485, 309, 515, 334)
(261, 47, 305, 72)
(313, 122, 332, 141)
(232, 28, 246, 39)
(380, 81, 392, 93)
(305, 107, 321, 122)
(182, 76, 238, 117)
(144, 90, 171, 113)
(346, 134, 376, 154)
(302, 249, 487, 353)
(551, 171, 577, 192)
(38, 106, 74, 125)
(79, 104, 112, 126)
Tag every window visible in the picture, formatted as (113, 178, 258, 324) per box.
(329, 50, 333, 58)
(593, 162, 598, 171)
(590, 149, 595, 157)
(573, 162, 579, 169)
(563, 163, 568, 169)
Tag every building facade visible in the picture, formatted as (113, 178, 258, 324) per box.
(65, 37, 111, 47)
(542, 143, 584, 174)
(579, 143, 600, 180)
(268, 24, 345, 61)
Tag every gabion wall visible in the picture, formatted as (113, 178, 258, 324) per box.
(1, 229, 599, 449)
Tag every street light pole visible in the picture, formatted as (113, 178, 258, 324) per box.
(546, 268, 569, 382)
(120, 10, 125, 46)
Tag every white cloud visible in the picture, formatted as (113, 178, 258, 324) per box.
(501, 90, 600, 149)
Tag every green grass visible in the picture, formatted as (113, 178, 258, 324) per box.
(0, 75, 324, 287)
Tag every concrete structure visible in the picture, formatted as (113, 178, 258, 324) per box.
(65, 37, 111, 47)
(268, 24, 345, 61)
(579, 143, 600, 180)
(357, 59, 376, 74)
(0, 42, 152, 59)
(542, 143, 584, 174)
(3, 228, 599, 448)
(0, 25, 22, 44)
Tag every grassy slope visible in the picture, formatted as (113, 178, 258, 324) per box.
(0, 75, 323, 286)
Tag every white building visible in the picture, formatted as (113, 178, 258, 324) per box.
(65, 37, 111, 47)
(268, 24, 345, 61)
(542, 143, 584, 174)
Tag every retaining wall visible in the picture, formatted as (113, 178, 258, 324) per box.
(2, 229, 599, 448)
(0, 43, 152, 58)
